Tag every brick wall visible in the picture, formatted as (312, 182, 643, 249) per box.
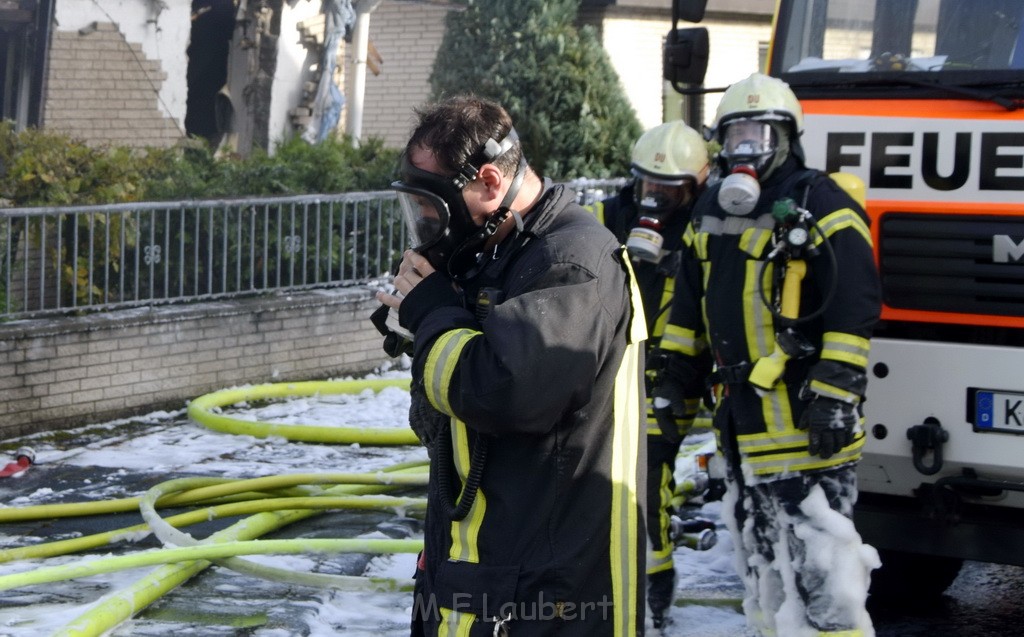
(44, 22, 183, 148)
(352, 1, 453, 148)
(0, 288, 394, 441)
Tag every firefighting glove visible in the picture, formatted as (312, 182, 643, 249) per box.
(370, 303, 413, 358)
(798, 396, 857, 459)
(408, 378, 448, 451)
(650, 350, 704, 445)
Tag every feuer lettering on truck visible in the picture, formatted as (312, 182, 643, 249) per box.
(825, 132, 1024, 190)
(800, 114, 1024, 204)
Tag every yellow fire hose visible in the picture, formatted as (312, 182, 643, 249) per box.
(0, 378, 428, 637)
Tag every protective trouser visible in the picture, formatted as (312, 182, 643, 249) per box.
(645, 433, 684, 626)
(723, 464, 875, 636)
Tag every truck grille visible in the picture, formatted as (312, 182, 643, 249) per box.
(878, 213, 1024, 317)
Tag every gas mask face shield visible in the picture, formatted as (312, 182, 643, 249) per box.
(390, 129, 525, 280)
(720, 119, 777, 175)
(717, 119, 778, 216)
(626, 171, 696, 263)
(391, 153, 481, 277)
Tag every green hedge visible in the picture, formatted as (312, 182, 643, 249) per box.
(0, 123, 401, 208)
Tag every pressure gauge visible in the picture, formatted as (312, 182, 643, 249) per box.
(787, 226, 809, 246)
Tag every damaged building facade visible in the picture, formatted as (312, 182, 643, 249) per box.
(2, 0, 450, 153)
(3, 0, 769, 155)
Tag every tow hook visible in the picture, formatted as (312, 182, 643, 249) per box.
(907, 417, 949, 476)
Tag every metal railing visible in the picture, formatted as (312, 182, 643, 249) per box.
(0, 179, 626, 319)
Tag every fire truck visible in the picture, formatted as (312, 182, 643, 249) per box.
(666, 0, 1024, 598)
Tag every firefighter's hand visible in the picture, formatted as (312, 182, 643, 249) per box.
(377, 251, 459, 334)
(652, 398, 688, 446)
(376, 250, 437, 314)
(798, 397, 857, 459)
(377, 251, 435, 306)
(650, 350, 703, 445)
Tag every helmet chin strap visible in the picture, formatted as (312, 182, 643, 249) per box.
(448, 156, 529, 281)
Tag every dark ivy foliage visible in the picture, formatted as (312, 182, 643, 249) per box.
(0, 122, 401, 208)
(429, 0, 643, 180)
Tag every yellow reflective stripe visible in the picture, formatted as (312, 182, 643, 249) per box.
(742, 259, 792, 433)
(819, 630, 864, 637)
(821, 332, 871, 368)
(739, 227, 773, 257)
(648, 551, 674, 574)
(647, 463, 675, 574)
(744, 260, 774, 363)
(761, 379, 794, 433)
(621, 250, 649, 344)
(701, 261, 711, 331)
(693, 232, 709, 259)
(611, 339, 643, 637)
(447, 418, 486, 563)
(737, 430, 808, 453)
(645, 403, 664, 436)
(424, 329, 480, 415)
(438, 608, 475, 637)
(585, 200, 606, 225)
(743, 435, 865, 476)
(810, 379, 861, 403)
(652, 277, 674, 339)
(660, 324, 705, 356)
(682, 223, 697, 248)
(812, 208, 872, 247)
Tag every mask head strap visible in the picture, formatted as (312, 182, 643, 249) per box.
(452, 128, 520, 189)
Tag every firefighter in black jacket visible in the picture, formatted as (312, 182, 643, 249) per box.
(376, 95, 647, 637)
(588, 120, 710, 630)
(653, 74, 882, 636)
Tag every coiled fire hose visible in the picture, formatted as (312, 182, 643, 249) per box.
(0, 378, 426, 637)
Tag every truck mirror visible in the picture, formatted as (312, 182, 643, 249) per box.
(673, 0, 708, 23)
(664, 27, 709, 87)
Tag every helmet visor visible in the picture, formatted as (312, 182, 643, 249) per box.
(391, 182, 452, 252)
(633, 171, 696, 214)
(720, 120, 777, 163)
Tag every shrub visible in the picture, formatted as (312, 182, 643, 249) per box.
(430, 0, 642, 180)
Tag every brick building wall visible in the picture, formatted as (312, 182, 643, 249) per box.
(0, 288, 393, 441)
(351, 1, 454, 148)
(44, 22, 183, 148)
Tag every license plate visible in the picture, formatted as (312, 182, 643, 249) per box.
(974, 390, 1024, 434)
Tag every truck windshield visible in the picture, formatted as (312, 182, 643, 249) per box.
(772, 0, 1024, 79)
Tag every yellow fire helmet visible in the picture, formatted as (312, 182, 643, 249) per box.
(630, 120, 710, 184)
(714, 72, 804, 136)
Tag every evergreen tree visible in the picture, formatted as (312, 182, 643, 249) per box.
(430, 0, 643, 179)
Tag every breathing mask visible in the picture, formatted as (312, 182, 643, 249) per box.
(391, 129, 525, 279)
(716, 119, 778, 216)
(626, 172, 696, 262)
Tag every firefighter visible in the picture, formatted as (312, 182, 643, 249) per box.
(375, 95, 647, 637)
(652, 73, 882, 637)
(589, 120, 711, 631)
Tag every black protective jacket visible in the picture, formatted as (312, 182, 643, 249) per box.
(592, 182, 689, 339)
(590, 185, 704, 439)
(660, 159, 882, 479)
(401, 184, 648, 636)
